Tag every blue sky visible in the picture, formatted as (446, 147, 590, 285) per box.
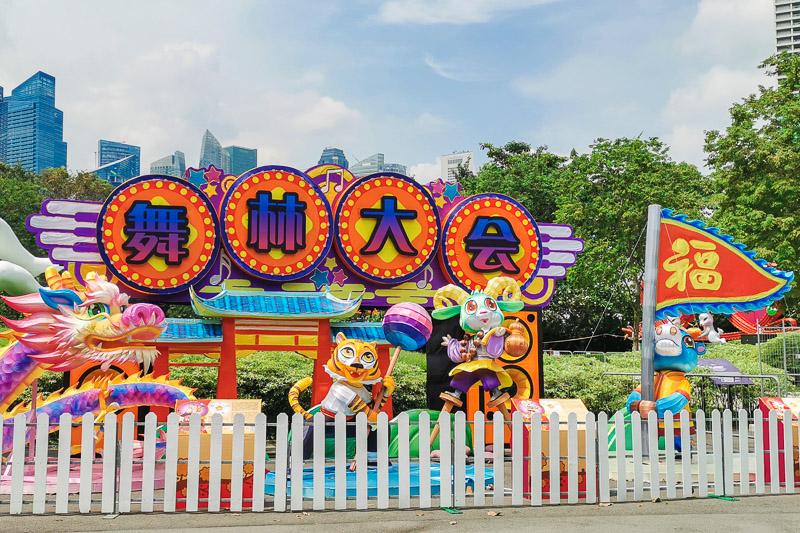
(0, 0, 776, 180)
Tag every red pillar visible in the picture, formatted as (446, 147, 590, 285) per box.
(312, 319, 331, 406)
(217, 317, 238, 398)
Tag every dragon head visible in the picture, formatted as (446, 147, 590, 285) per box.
(1, 268, 165, 372)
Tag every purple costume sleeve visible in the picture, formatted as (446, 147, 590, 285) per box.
(485, 332, 505, 358)
(447, 337, 466, 363)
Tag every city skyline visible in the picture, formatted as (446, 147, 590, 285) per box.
(0, 1, 778, 181)
(0, 71, 67, 173)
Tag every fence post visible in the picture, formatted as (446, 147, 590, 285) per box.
(208, 413, 223, 513)
(723, 410, 734, 496)
(10, 413, 26, 515)
(101, 413, 118, 514)
(79, 414, 95, 514)
(252, 413, 267, 512)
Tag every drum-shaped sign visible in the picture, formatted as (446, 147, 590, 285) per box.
(220, 166, 333, 281)
(97, 175, 221, 294)
(440, 193, 541, 291)
(333, 173, 441, 284)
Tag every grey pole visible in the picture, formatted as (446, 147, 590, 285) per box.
(640, 204, 662, 458)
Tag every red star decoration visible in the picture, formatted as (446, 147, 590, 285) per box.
(205, 165, 223, 182)
(331, 268, 348, 286)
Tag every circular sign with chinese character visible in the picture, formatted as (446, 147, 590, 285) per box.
(333, 173, 441, 284)
(97, 175, 221, 294)
(220, 166, 333, 281)
(440, 194, 541, 291)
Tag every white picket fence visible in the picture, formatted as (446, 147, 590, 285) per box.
(1, 408, 798, 514)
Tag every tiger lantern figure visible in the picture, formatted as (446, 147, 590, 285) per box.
(288, 332, 394, 423)
(288, 332, 394, 459)
(626, 323, 705, 451)
(432, 276, 529, 415)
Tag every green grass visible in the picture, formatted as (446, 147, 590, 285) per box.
(399, 350, 426, 370)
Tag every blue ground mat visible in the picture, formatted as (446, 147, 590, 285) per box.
(265, 463, 494, 499)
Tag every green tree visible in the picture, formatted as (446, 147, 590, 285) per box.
(457, 141, 566, 223)
(556, 137, 711, 350)
(705, 52, 800, 305)
(0, 163, 45, 255)
(38, 168, 113, 202)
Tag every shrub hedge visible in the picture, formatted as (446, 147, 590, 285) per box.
(11, 341, 795, 417)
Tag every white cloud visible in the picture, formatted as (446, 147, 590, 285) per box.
(511, 55, 631, 102)
(679, 0, 773, 65)
(409, 157, 442, 182)
(377, 0, 557, 25)
(423, 54, 482, 82)
(661, 66, 771, 166)
(413, 112, 455, 132)
(292, 95, 364, 133)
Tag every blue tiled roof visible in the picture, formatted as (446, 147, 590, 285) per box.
(330, 322, 390, 345)
(159, 318, 223, 343)
(190, 286, 362, 319)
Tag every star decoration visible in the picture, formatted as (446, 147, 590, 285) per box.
(429, 179, 445, 195)
(204, 183, 219, 197)
(309, 268, 332, 290)
(325, 257, 338, 271)
(443, 182, 460, 202)
(188, 168, 206, 185)
(435, 195, 447, 208)
(205, 165, 222, 183)
(331, 268, 348, 286)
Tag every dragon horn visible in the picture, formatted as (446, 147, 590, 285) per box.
(60, 271, 77, 292)
(45, 266, 63, 290)
(484, 276, 522, 301)
(433, 284, 470, 309)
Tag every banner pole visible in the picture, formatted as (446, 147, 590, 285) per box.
(640, 204, 662, 458)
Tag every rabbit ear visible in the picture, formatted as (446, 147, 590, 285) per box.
(432, 306, 461, 320)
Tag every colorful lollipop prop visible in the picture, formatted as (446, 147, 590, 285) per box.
(373, 302, 433, 408)
(350, 303, 432, 471)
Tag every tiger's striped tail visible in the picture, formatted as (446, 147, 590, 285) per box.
(288, 376, 313, 420)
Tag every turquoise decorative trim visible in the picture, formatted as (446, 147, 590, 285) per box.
(656, 209, 794, 319)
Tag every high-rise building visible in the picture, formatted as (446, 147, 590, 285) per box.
(224, 145, 257, 176)
(776, 1, 800, 53)
(93, 140, 140, 186)
(199, 129, 228, 172)
(0, 71, 67, 173)
(441, 151, 474, 181)
(318, 147, 349, 169)
(150, 150, 186, 178)
(350, 153, 407, 177)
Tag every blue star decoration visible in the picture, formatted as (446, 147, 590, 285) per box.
(443, 182, 460, 202)
(309, 268, 332, 290)
(187, 168, 206, 187)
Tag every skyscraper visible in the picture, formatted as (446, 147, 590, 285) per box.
(441, 151, 474, 181)
(199, 129, 228, 172)
(224, 145, 257, 176)
(93, 140, 140, 186)
(349, 153, 407, 177)
(150, 151, 186, 178)
(0, 71, 67, 173)
(318, 147, 349, 169)
(776, 2, 800, 53)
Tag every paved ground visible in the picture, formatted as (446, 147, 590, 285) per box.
(4, 494, 800, 533)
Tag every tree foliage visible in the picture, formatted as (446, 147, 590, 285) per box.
(557, 137, 711, 348)
(705, 52, 800, 305)
(459, 138, 710, 351)
(457, 141, 566, 223)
